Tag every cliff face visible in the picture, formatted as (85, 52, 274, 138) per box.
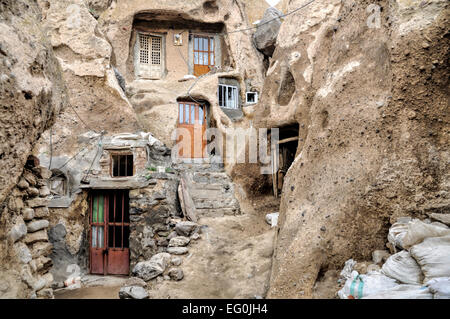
(0, 0, 68, 299)
(252, 0, 449, 298)
(0, 0, 67, 205)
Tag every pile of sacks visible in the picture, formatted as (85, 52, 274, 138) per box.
(338, 217, 450, 299)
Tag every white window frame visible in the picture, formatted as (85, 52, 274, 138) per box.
(246, 92, 258, 105)
(218, 84, 239, 109)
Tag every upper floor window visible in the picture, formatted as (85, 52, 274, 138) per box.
(246, 92, 258, 105)
(135, 32, 163, 79)
(193, 35, 215, 76)
(218, 84, 239, 109)
(111, 154, 134, 177)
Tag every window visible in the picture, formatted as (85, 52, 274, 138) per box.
(193, 35, 215, 76)
(218, 84, 239, 109)
(49, 170, 67, 198)
(139, 34, 161, 65)
(178, 102, 206, 125)
(111, 154, 134, 177)
(136, 33, 163, 79)
(246, 92, 258, 105)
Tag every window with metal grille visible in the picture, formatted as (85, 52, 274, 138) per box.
(218, 84, 239, 109)
(111, 154, 133, 177)
(139, 34, 161, 66)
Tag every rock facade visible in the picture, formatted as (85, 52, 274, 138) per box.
(0, 160, 54, 299)
(129, 175, 181, 269)
(240, 0, 450, 298)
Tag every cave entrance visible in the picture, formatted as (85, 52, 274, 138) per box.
(89, 190, 130, 276)
(271, 124, 299, 197)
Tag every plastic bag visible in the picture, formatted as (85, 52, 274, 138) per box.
(381, 250, 423, 284)
(339, 259, 356, 281)
(265, 212, 279, 227)
(362, 284, 432, 299)
(426, 277, 450, 299)
(338, 270, 398, 299)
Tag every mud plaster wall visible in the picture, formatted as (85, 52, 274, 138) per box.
(127, 19, 226, 82)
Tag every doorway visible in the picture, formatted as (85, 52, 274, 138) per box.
(89, 190, 130, 275)
(271, 124, 299, 197)
(177, 101, 208, 159)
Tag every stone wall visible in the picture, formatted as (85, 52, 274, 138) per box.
(129, 174, 181, 269)
(0, 159, 54, 299)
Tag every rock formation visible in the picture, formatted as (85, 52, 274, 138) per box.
(246, 0, 449, 298)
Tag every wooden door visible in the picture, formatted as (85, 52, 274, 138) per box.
(106, 190, 130, 275)
(177, 102, 207, 158)
(89, 191, 130, 275)
(193, 36, 214, 77)
(90, 192, 106, 274)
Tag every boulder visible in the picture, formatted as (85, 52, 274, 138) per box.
(132, 253, 170, 281)
(27, 220, 49, 233)
(175, 221, 198, 237)
(168, 268, 184, 281)
(119, 286, 149, 299)
(167, 247, 188, 255)
(122, 277, 147, 288)
(22, 208, 35, 221)
(170, 256, 182, 266)
(252, 7, 283, 56)
(168, 236, 190, 247)
(9, 219, 27, 242)
(24, 230, 48, 244)
(34, 207, 50, 218)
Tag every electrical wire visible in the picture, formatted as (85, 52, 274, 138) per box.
(222, 0, 317, 35)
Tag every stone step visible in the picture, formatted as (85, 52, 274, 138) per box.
(193, 197, 239, 209)
(192, 172, 231, 184)
(196, 207, 240, 218)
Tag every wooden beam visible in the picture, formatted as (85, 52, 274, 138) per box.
(277, 137, 299, 144)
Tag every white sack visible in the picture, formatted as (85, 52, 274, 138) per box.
(381, 250, 423, 284)
(362, 284, 432, 299)
(338, 270, 398, 299)
(410, 235, 450, 283)
(426, 277, 450, 299)
(388, 218, 450, 249)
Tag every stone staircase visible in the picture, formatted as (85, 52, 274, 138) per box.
(173, 163, 241, 218)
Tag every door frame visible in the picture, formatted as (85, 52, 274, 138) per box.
(177, 101, 208, 159)
(89, 190, 130, 276)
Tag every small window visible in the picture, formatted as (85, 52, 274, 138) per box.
(218, 84, 239, 109)
(111, 154, 133, 177)
(246, 92, 258, 105)
(49, 172, 67, 198)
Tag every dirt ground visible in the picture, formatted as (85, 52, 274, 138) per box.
(54, 286, 121, 299)
(53, 195, 280, 299)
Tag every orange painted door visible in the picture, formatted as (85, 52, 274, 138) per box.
(193, 36, 214, 77)
(177, 102, 207, 158)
